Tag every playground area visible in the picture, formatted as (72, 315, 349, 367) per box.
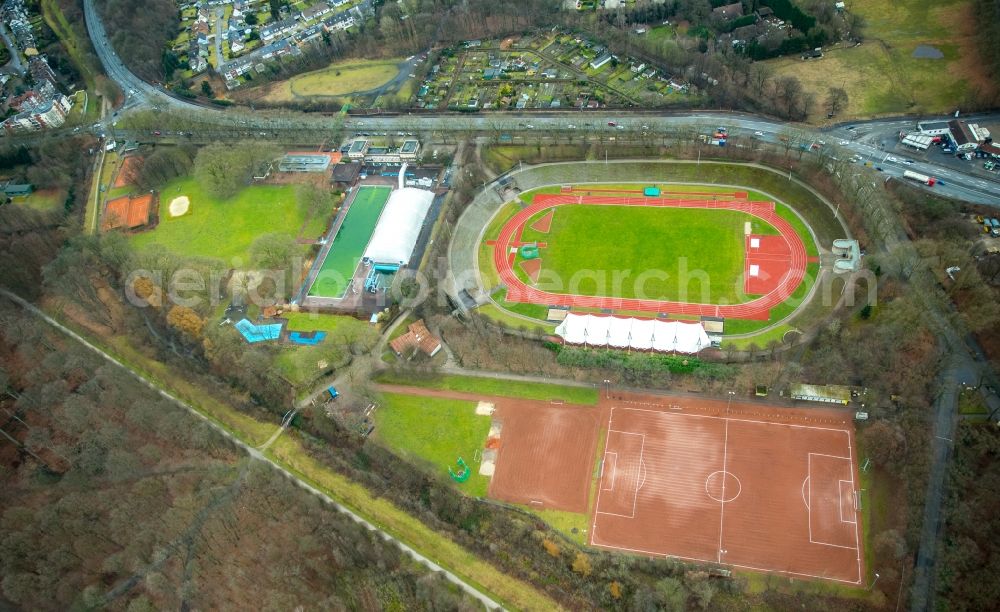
(306, 185, 392, 299)
(372, 382, 863, 584)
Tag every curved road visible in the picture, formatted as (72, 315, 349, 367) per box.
(81, 0, 1000, 205)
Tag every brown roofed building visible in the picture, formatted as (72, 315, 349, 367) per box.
(330, 161, 362, 188)
(389, 319, 442, 357)
(102, 192, 154, 231)
(712, 2, 744, 20)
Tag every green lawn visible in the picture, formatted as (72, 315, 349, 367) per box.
(274, 312, 378, 387)
(373, 393, 492, 497)
(262, 58, 403, 102)
(309, 186, 391, 298)
(768, 0, 978, 121)
(376, 372, 599, 405)
(13, 189, 65, 212)
(519, 205, 769, 304)
(130, 177, 305, 263)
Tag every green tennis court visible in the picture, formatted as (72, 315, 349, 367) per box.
(309, 185, 391, 298)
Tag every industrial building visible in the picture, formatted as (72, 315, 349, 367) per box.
(277, 151, 341, 172)
(346, 138, 421, 163)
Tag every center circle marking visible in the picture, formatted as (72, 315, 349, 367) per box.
(705, 470, 742, 503)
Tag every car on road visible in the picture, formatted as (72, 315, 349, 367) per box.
(607, 121, 617, 127)
(153, 130, 161, 136)
(875, 166, 884, 172)
(754, 131, 764, 136)
(838, 140, 850, 145)
(902, 159, 914, 165)
(886, 156, 898, 162)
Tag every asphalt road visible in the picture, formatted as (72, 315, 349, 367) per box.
(0, 21, 25, 75)
(80, 0, 999, 205)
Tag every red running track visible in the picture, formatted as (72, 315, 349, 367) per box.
(492, 193, 808, 320)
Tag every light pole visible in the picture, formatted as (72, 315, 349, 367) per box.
(868, 572, 880, 591)
(727, 390, 735, 414)
(603, 379, 611, 398)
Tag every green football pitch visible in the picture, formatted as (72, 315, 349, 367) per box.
(518, 204, 779, 304)
(309, 185, 391, 298)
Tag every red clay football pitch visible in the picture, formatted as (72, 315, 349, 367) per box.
(590, 394, 863, 584)
(376, 385, 863, 584)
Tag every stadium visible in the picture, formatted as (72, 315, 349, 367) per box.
(450, 160, 850, 349)
(298, 170, 437, 310)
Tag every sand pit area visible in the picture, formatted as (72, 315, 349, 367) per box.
(168, 196, 190, 217)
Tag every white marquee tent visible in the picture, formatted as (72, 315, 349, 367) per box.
(363, 187, 434, 266)
(554, 313, 711, 354)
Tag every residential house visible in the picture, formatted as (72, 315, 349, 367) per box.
(389, 319, 442, 357)
(8, 90, 43, 111)
(27, 57, 58, 88)
(228, 29, 245, 53)
(323, 9, 356, 31)
(712, 2, 743, 20)
(260, 17, 298, 42)
(590, 52, 613, 69)
(301, 2, 333, 21)
(1, 97, 70, 133)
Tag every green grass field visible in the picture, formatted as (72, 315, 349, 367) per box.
(262, 59, 403, 102)
(768, 0, 982, 121)
(517, 205, 774, 304)
(376, 372, 599, 405)
(308, 186, 391, 298)
(13, 189, 65, 213)
(130, 177, 305, 263)
(274, 312, 379, 387)
(373, 393, 492, 497)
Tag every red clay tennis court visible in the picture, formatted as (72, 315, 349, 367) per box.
(590, 399, 863, 584)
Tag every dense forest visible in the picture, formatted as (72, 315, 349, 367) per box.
(972, 0, 1000, 84)
(95, 0, 179, 81)
(0, 305, 482, 610)
(936, 422, 1000, 611)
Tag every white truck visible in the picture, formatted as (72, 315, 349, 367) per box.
(902, 169, 936, 186)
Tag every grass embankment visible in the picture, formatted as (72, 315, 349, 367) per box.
(262, 58, 402, 101)
(767, 0, 985, 121)
(373, 393, 492, 497)
(40, 0, 101, 90)
(267, 435, 561, 610)
(39, 302, 560, 611)
(376, 372, 599, 405)
(130, 178, 305, 263)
